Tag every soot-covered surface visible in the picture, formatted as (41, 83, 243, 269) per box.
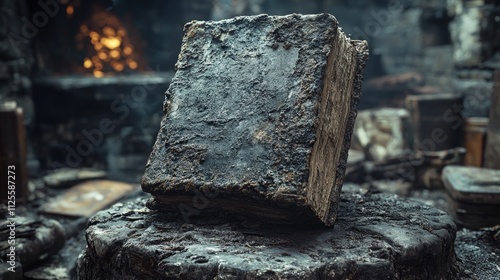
(78, 185, 459, 280)
(141, 14, 369, 226)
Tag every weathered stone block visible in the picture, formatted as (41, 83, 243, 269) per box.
(141, 14, 369, 226)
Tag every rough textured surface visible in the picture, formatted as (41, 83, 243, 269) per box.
(455, 227, 500, 280)
(0, 217, 66, 268)
(23, 232, 87, 280)
(142, 14, 369, 226)
(78, 185, 459, 280)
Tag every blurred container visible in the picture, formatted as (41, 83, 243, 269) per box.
(484, 70, 500, 169)
(406, 93, 464, 152)
(442, 165, 500, 229)
(463, 117, 488, 167)
(0, 102, 29, 203)
(415, 147, 466, 189)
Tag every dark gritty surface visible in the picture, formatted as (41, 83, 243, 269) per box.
(23, 233, 86, 280)
(0, 184, 144, 280)
(78, 184, 460, 280)
(141, 13, 369, 226)
(454, 227, 500, 280)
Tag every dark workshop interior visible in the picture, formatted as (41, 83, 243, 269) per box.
(0, 0, 499, 279)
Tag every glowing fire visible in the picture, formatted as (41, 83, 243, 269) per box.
(76, 9, 142, 78)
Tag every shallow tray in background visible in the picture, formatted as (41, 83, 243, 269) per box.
(41, 180, 137, 218)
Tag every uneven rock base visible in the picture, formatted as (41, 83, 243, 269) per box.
(78, 186, 459, 280)
(455, 227, 500, 280)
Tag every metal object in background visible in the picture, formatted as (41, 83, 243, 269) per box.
(40, 180, 137, 217)
(442, 165, 500, 229)
(415, 147, 466, 189)
(406, 93, 464, 152)
(463, 117, 488, 167)
(364, 151, 421, 182)
(0, 102, 29, 203)
(484, 70, 500, 169)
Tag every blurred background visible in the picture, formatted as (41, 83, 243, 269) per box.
(1, 0, 498, 182)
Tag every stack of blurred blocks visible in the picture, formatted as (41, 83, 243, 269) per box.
(442, 165, 500, 229)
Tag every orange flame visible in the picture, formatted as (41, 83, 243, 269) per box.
(76, 9, 142, 78)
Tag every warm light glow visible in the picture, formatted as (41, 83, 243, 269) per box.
(117, 29, 126, 37)
(109, 50, 120, 59)
(113, 63, 124, 72)
(94, 43, 103, 51)
(78, 8, 142, 77)
(103, 27, 115, 37)
(128, 60, 138, 70)
(98, 52, 107, 60)
(66, 5, 74, 16)
(101, 37, 121, 49)
(83, 58, 92, 69)
(123, 46, 132, 55)
(93, 70, 104, 78)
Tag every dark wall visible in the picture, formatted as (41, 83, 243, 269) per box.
(32, 75, 171, 181)
(0, 0, 34, 119)
(0, 0, 38, 173)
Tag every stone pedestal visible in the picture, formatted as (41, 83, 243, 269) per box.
(78, 186, 459, 280)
